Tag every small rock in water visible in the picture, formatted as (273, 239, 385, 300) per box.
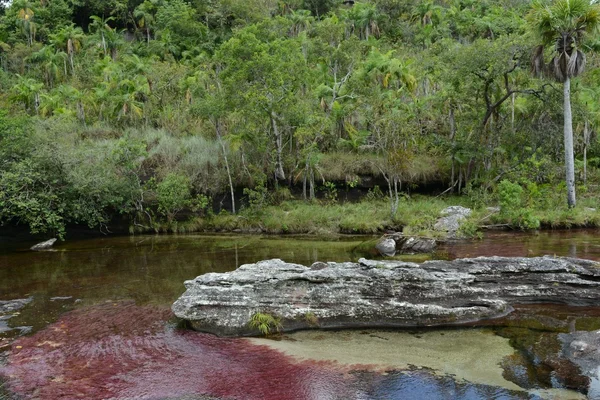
(0, 297, 33, 314)
(400, 237, 436, 253)
(30, 238, 57, 251)
(375, 238, 396, 256)
(50, 296, 73, 301)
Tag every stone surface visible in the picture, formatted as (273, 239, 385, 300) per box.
(30, 238, 57, 251)
(559, 330, 600, 398)
(0, 297, 33, 335)
(399, 236, 436, 253)
(376, 233, 436, 256)
(172, 256, 600, 337)
(434, 206, 472, 239)
(375, 238, 396, 256)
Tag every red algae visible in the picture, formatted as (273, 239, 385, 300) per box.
(0, 302, 362, 400)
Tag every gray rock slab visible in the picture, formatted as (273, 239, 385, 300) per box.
(172, 256, 600, 337)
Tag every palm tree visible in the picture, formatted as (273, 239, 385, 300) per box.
(26, 45, 67, 87)
(134, 0, 158, 44)
(530, 0, 600, 208)
(347, 2, 381, 40)
(89, 15, 122, 60)
(10, 75, 44, 114)
(49, 24, 85, 76)
(288, 9, 314, 37)
(14, 0, 36, 46)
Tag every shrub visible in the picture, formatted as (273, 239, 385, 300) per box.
(497, 180, 540, 230)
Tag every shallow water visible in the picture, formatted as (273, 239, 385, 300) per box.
(1, 230, 600, 399)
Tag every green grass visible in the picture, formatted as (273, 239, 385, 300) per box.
(129, 183, 600, 238)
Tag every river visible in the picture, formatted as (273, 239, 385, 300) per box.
(1, 230, 599, 399)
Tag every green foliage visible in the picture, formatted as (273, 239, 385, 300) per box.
(0, 0, 600, 237)
(249, 312, 282, 335)
(243, 173, 270, 212)
(365, 185, 385, 201)
(497, 180, 540, 230)
(321, 181, 338, 204)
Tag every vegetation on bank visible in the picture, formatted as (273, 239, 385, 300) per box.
(0, 0, 599, 239)
(134, 186, 600, 238)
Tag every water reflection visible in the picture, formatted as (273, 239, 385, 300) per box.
(1, 231, 600, 400)
(439, 230, 600, 261)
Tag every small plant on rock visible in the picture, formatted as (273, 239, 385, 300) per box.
(249, 312, 282, 335)
(304, 312, 319, 326)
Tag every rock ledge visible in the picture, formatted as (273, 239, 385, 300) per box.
(172, 256, 600, 337)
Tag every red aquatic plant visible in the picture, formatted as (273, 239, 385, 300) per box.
(0, 301, 363, 400)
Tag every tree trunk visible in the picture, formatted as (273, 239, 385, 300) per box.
(584, 120, 589, 186)
(309, 168, 315, 200)
(449, 107, 456, 191)
(68, 39, 75, 75)
(271, 111, 286, 180)
(563, 77, 576, 208)
(303, 159, 308, 200)
(511, 92, 515, 134)
(101, 33, 107, 56)
(216, 120, 236, 214)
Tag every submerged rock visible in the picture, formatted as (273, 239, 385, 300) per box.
(375, 233, 436, 256)
(0, 298, 32, 315)
(399, 236, 436, 253)
(0, 297, 33, 335)
(30, 238, 57, 251)
(172, 256, 600, 337)
(559, 330, 600, 398)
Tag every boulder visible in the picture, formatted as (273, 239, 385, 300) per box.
(434, 206, 472, 239)
(30, 238, 57, 251)
(375, 238, 396, 256)
(172, 256, 600, 337)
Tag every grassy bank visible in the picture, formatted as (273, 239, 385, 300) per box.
(131, 185, 600, 238)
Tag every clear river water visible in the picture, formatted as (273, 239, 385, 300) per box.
(1, 230, 600, 400)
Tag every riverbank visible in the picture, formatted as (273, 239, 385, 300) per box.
(129, 193, 600, 239)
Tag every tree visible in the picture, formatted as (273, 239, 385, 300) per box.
(217, 27, 307, 181)
(134, 0, 159, 44)
(49, 23, 84, 76)
(346, 2, 381, 40)
(530, 0, 600, 208)
(27, 45, 67, 87)
(10, 75, 43, 113)
(89, 15, 122, 61)
(14, 0, 37, 46)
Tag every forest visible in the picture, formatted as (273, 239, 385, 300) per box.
(0, 0, 599, 238)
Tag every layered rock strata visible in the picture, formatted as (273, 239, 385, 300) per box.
(172, 256, 600, 337)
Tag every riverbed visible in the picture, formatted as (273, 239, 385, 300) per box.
(1, 230, 599, 399)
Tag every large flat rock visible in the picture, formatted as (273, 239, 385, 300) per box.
(172, 256, 600, 337)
